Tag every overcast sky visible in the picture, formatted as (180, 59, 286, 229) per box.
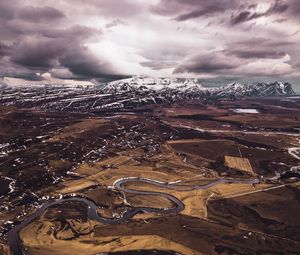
(0, 0, 299, 87)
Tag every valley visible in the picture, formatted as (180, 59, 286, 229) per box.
(0, 80, 300, 255)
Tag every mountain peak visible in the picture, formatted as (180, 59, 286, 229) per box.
(103, 77, 295, 97)
(103, 76, 204, 93)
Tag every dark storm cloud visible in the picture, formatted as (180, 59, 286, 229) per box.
(0, 0, 126, 80)
(231, 11, 256, 25)
(152, 0, 296, 26)
(44, 26, 100, 40)
(174, 61, 237, 74)
(11, 37, 67, 68)
(15, 6, 65, 23)
(151, 0, 236, 21)
(174, 4, 226, 21)
(0, 71, 43, 81)
(231, 0, 288, 25)
(289, 0, 300, 14)
(0, 21, 106, 78)
(0, 54, 45, 81)
(0, 0, 299, 82)
(141, 60, 176, 70)
(173, 52, 239, 74)
(173, 46, 296, 77)
(0, 1, 16, 20)
(7, 24, 102, 71)
(0, 42, 12, 57)
(5, 20, 100, 41)
(232, 37, 294, 48)
(270, 0, 290, 12)
(59, 46, 122, 79)
(228, 49, 286, 59)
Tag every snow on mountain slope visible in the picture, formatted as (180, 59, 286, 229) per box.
(216, 81, 295, 97)
(103, 76, 204, 93)
(103, 77, 295, 97)
(0, 76, 296, 112)
(1, 74, 294, 98)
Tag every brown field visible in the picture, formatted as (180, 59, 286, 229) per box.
(1, 97, 300, 255)
(224, 156, 254, 175)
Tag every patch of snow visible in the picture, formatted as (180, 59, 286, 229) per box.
(233, 108, 259, 114)
(288, 147, 300, 160)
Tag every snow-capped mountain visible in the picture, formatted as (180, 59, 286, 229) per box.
(0, 76, 296, 112)
(1, 75, 294, 98)
(216, 81, 295, 97)
(103, 76, 204, 93)
(103, 77, 295, 98)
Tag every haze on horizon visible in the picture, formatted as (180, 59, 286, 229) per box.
(0, 0, 300, 89)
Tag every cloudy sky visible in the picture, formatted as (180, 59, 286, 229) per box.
(0, 0, 299, 87)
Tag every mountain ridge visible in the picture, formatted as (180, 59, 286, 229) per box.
(102, 77, 295, 97)
(1, 75, 296, 98)
(0, 76, 296, 112)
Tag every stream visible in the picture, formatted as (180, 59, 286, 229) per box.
(7, 177, 259, 255)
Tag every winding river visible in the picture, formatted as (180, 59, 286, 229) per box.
(7, 177, 259, 255)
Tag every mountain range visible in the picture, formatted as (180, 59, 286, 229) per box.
(0, 76, 296, 111)
(103, 76, 295, 97)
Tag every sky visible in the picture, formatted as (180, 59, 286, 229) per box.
(0, 0, 300, 88)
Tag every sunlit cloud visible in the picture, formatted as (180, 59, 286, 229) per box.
(0, 0, 299, 86)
